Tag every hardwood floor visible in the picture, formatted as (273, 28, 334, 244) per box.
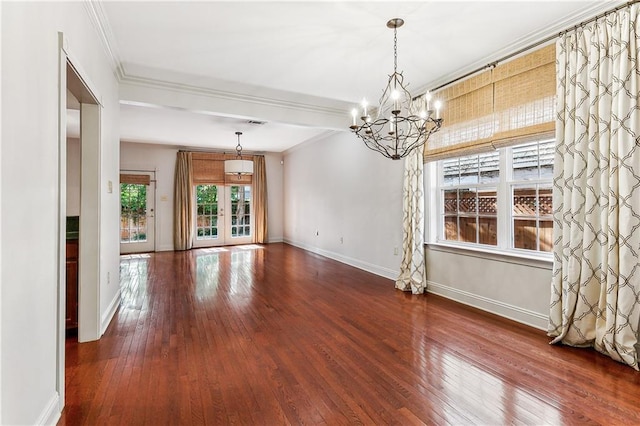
(59, 243, 640, 425)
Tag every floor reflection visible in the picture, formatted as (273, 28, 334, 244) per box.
(119, 254, 150, 311)
(195, 251, 221, 299)
(193, 245, 264, 304)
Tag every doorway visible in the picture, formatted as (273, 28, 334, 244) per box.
(120, 171, 156, 254)
(193, 183, 253, 247)
(58, 34, 103, 415)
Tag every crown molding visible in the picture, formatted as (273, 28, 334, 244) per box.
(418, 0, 629, 93)
(82, 0, 126, 80)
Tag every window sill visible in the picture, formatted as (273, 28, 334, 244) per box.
(425, 241, 553, 270)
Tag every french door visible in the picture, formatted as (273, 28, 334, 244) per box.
(120, 171, 155, 254)
(193, 184, 252, 247)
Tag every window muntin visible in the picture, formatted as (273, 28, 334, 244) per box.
(436, 138, 554, 255)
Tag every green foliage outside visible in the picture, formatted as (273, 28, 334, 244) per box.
(121, 183, 147, 224)
(197, 185, 218, 204)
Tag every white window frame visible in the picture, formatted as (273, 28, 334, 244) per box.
(426, 137, 555, 262)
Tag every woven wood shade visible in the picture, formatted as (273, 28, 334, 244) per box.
(120, 173, 150, 185)
(191, 152, 253, 185)
(425, 44, 556, 162)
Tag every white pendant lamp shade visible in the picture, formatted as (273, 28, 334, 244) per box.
(224, 131, 254, 175)
(224, 159, 253, 175)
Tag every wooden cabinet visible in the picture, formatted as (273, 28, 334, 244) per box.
(66, 239, 79, 330)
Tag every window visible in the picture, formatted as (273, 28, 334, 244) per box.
(510, 141, 554, 252)
(434, 138, 554, 255)
(442, 152, 499, 246)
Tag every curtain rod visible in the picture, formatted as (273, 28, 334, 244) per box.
(430, 0, 638, 93)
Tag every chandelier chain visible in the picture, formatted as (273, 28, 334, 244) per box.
(393, 27, 398, 75)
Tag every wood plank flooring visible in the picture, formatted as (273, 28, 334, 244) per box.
(59, 243, 640, 425)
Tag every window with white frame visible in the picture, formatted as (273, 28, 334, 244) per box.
(435, 137, 554, 254)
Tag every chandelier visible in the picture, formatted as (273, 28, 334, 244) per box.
(224, 131, 253, 178)
(349, 18, 443, 160)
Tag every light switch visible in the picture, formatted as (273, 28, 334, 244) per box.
(107, 180, 113, 193)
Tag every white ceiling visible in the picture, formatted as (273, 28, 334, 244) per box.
(77, 1, 619, 153)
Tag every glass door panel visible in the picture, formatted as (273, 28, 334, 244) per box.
(120, 172, 155, 254)
(194, 184, 224, 247)
(230, 185, 251, 240)
(193, 184, 253, 247)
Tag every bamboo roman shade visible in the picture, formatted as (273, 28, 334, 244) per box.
(425, 44, 556, 161)
(192, 152, 253, 185)
(120, 173, 151, 185)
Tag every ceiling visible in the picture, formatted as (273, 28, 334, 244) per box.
(72, 1, 618, 153)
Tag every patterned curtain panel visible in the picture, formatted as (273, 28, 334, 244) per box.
(396, 98, 427, 294)
(253, 155, 268, 244)
(549, 4, 640, 369)
(174, 152, 194, 251)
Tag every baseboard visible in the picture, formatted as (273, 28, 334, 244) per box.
(284, 239, 398, 280)
(101, 288, 121, 336)
(157, 244, 174, 252)
(37, 392, 60, 425)
(267, 237, 284, 243)
(427, 280, 548, 330)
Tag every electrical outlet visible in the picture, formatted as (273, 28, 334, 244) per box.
(394, 247, 399, 255)
(340, 237, 344, 244)
(107, 271, 110, 284)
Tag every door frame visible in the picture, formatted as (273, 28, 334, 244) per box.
(119, 170, 157, 254)
(57, 32, 103, 414)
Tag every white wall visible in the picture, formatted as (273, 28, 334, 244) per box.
(1, 2, 120, 424)
(67, 138, 80, 216)
(120, 142, 286, 250)
(425, 246, 552, 329)
(265, 153, 284, 242)
(283, 131, 405, 279)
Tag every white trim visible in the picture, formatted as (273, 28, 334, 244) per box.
(284, 239, 398, 280)
(56, 32, 67, 417)
(0, 0, 3, 418)
(36, 392, 61, 426)
(82, 0, 125, 79)
(427, 280, 548, 331)
(427, 242, 552, 270)
(101, 288, 121, 335)
(267, 237, 284, 244)
(121, 76, 348, 117)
